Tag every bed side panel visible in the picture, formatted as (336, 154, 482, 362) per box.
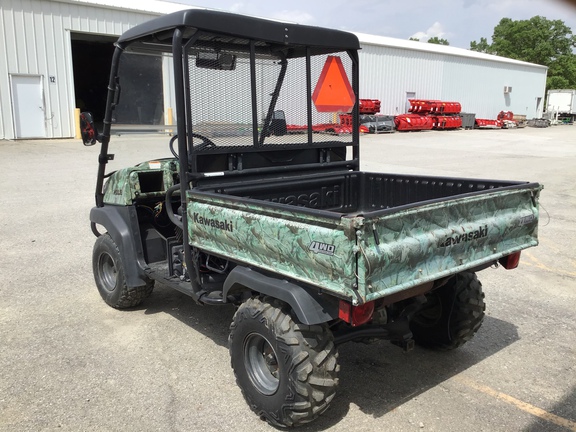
(186, 193, 357, 297)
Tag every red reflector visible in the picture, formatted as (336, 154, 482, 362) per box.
(499, 251, 521, 269)
(339, 300, 375, 326)
(352, 302, 375, 326)
(338, 300, 352, 323)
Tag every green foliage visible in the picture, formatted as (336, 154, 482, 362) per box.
(470, 16, 576, 90)
(428, 36, 449, 45)
(469, 37, 492, 53)
(409, 37, 420, 41)
(548, 54, 576, 86)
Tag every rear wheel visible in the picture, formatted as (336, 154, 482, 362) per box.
(93, 233, 154, 308)
(229, 297, 339, 427)
(410, 272, 485, 350)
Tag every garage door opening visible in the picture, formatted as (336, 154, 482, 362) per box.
(71, 32, 116, 126)
(71, 32, 166, 134)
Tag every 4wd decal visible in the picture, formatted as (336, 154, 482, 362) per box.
(309, 241, 335, 256)
(439, 225, 488, 248)
(193, 212, 234, 232)
(518, 214, 535, 226)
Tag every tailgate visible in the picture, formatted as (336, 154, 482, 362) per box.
(357, 185, 542, 302)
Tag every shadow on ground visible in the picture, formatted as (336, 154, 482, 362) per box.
(524, 386, 576, 432)
(139, 284, 519, 430)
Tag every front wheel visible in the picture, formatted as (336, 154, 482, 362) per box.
(229, 297, 339, 427)
(93, 233, 154, 308)
(410, 272, 485, 350)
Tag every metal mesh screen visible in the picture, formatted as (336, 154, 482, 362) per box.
(187, 53, 259, 146)
(112, 52, 171, 132)
(186, 47, 355, 150)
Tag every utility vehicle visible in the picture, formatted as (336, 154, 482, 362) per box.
(81, 9, 542, 427)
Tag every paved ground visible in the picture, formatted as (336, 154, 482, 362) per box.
(0, 125, 575, 431)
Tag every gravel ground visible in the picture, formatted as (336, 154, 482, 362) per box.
(0, 125, 574, 432)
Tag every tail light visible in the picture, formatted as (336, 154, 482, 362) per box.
(499, 251, 521, 269)
(339, 300, 375, 326)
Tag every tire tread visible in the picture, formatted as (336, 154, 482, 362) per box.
(93, 234, 154, 309)
(410, 272, 486, 350)
(229, 297, 339, 427)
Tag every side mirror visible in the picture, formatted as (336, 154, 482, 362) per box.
(80, 111, 100, 146)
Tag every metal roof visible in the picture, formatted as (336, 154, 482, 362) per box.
(58, 0, 191, 15)
(62, 0, 547, 70)
(354, 32, 548, 70)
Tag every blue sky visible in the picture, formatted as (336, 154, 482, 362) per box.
(172, 0, 576, 49)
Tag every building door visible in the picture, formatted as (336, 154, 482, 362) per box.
(10, 75, 46, 138)
(405, 92, 416, 113)
(535, 97, 542, 117)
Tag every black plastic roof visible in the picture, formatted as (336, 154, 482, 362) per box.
(117, 9, 360, 57)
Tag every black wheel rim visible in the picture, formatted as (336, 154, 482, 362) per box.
(98, 252, 117, 293)
(243, 333, 280, 395)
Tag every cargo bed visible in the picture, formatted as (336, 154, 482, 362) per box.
(187, 171, 541, 302)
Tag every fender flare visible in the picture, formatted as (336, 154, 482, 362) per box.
(223, 266, 339, 325)
(90, 205, 149, 287)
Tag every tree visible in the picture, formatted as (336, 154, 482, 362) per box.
(470, 16, 576, 90)
(428, 36, 449, 45)
(409, 37, 420, 41)
(469, 37, 491, 53)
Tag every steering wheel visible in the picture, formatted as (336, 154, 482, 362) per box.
(169, 133, 216, 158)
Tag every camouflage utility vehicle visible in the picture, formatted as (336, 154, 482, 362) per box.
(82, 9, 542, 427)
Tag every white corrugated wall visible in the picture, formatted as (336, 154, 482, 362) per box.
(359, 44, 444, 116)
(0, 1, 549, 139)
(0, 0, 162, 139)
(440, 56, 547, 119)
(358, 41, 547, 119)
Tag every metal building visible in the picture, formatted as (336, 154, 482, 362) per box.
(0, 0, 548, 140)
(0, 0, 187, 140)
(355, 33, 548, 120)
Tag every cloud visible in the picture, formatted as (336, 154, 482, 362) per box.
(172, 0, 576, 49)
(229, 2, 244, 13)
(410, 21, 447, 41)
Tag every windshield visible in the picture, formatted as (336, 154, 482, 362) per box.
(109, 45, 356, 150)
(111, 51, 176, 135)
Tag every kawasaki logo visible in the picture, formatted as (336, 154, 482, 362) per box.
(263, 186, 340, 209)
(439, 225, 488, 247)
(193, 212, 233, 232)
(309, 241, 335, 256)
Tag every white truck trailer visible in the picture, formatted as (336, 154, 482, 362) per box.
(546, 89, 576, 123)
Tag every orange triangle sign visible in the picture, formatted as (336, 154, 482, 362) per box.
(312, 56, 356, 113)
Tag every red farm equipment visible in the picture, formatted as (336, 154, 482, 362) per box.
(433, 101, 462, 114)
(358, 99, 381, 115)
(475, 118, 503, 129)
(430, 115, 462, 130)
(394, 114, 434, 131)
(404, 99, 462, 130)
(408, 99, 441, 114)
